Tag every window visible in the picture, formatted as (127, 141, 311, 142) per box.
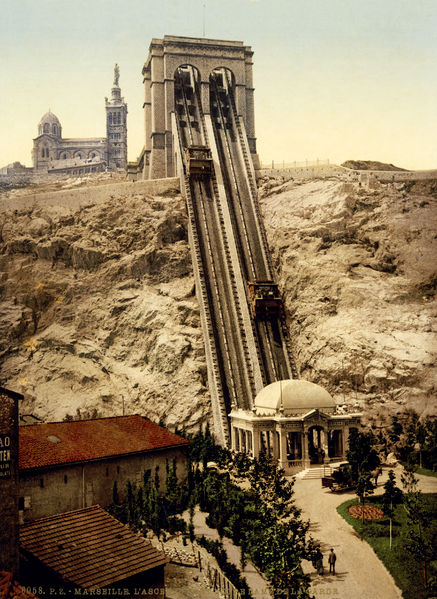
(52, 124, 57, 135)
(108, 114, 112, 125)
(116, 465, 120, 474)
(44, 123, 49, 133)
(63, 153, 67, 159)
(64, 475, 68, 484)
(40, 478, 44, 488)
(19, 497, 24, 510)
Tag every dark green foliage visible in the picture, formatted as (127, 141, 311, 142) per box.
(390, 413, 437, 472)
(389, 415, 403, 444)
(107, 458, 186, 537)
(332, 464, 353, 487)
(197, 536, 253, 599)
(382, 470, 403, 520)
(347, 429, 381, 482)
(112, 480, 119, 505)
(401, 466, 436, 592)
(338, 494, 437, 599)
(166, 515, 187, 535)
(108, 425, 316, 598)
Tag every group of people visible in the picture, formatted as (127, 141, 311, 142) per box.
(313, 548, 337, 575)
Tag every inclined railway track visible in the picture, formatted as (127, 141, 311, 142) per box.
(175, 66, 297, 444)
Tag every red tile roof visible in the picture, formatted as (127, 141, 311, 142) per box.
(20, 505, 169, 590)
(0, 571, 39, 599)
(19, 415, 189, 471)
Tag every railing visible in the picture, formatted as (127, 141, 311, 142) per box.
(287, 460, 304, 470)
(197, 546, 243, 599)
(260, 159, 330, 169)
(161, 542, 244, 598)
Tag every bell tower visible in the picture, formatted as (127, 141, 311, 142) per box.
(105, 64, 128, 170)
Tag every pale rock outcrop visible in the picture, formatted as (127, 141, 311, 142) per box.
(0, 174, 435, 432)
(259, 177, 437, 422)
(0, 186, 210, 430)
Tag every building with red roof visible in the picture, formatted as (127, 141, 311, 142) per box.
(19, 415, 189, 522)
(0, 571, 39, 599)
(19, 506, 168, 598)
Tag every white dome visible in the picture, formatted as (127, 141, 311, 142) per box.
(254, 379, 335, 415)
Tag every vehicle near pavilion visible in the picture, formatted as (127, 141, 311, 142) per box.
(322, 462, 354, 492)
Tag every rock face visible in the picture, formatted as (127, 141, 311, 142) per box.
(0, 174, 436, 431)
(0, 185, 211, 429)
(259, 176, 437, 422)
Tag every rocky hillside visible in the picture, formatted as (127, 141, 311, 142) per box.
(259, 176, 437, 423)
(341, 160, 406, 171)
(0, 182, 211, 429)
(0, 174, 436, 430)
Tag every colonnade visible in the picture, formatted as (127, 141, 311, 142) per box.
(231, 423, 353, 474)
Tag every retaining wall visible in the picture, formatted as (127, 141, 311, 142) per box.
(0, 177, 181, 213)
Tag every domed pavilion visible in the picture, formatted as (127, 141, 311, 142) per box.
(229, 379, 361, 474)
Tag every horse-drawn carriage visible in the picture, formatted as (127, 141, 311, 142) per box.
(322, 463, 354, 492)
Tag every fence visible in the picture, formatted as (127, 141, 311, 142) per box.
(260, 159, 330, 169)
(161, 540, 243, 599)
(196, 546, 243, 599)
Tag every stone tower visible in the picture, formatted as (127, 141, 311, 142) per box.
(0, 387, 22, 577)
(105, 64, 128, 170)
(141, 35, 259, 179)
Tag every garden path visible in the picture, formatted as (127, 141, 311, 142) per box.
(292, 465, 437, 599)
(188, 507, 272, 598)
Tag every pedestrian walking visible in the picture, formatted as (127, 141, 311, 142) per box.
(328, 548, 336, 574)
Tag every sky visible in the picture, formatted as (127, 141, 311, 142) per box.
(1, 0, 436, 170)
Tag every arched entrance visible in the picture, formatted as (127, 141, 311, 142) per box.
(209, 68, 236, 132)
(174, 65, 202, 142)
(328, 429, 343, 458)
(308, 425, 326, 464)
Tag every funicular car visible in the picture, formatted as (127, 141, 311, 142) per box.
(248, 280, 282, 319)
(185, 146, 213, 177)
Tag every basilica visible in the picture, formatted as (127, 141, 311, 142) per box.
(1, 65, 127, 180)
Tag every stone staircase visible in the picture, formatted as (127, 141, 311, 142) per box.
(301, 465, 334, 480)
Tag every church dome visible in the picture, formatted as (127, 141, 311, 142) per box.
(254, 379, 335, 415)
(38, 110, 62, 137)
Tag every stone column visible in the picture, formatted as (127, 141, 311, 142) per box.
(322, 429, 329, 463)
(164, 78, 175, 177)
(278, 427, 288, 471)
(252, 427, 260, 459)
(302, 428, 310, 468)
(200, 80, 210, 114)
(343, 426, 350, 455)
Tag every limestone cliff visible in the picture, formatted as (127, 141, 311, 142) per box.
(259, 176, 437, 423)
(0, 182, 210, 428)
(0, 174, 435, 430)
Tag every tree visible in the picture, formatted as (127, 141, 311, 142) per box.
(165, 458, 181, 515)
(347, 429, 380, 482)
(381, 469, 403, 548)
(389, 415, 403, 444)
(355, 473, 375, 523)
(401, 465, 435, 591)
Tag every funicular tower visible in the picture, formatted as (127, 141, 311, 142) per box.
(141, 35, 259, 180)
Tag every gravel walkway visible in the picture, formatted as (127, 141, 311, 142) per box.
(293, 465, 437, 599)
(189, 507, 272, 598)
